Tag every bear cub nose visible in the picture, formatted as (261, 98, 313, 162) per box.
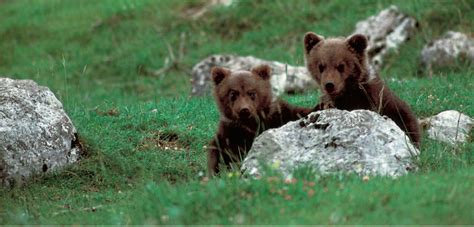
(325, 82, 335, 94)
(239, 108, 251, 118)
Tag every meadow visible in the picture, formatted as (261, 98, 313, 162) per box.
(0, 0, 473, 224)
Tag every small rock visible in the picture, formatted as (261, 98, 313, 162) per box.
(241, 109, 419, 178)
(190, 54, 317, 96)
(421, 31, 474, 75)
(362, 175, 370, 182)
(420, 110, 473, 145)
(183, 0, 235, 20)
(354, 5, 418, 72)
(0, 78, 81, 187)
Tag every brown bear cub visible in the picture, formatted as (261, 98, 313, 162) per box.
(208, 65, 313, 176)
(303, 32, 421, 147)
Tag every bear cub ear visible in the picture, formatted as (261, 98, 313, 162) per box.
(251, 64, 272, 80)
(347, 34, 368, 54)
(304, 32, 323, 54)
(211, 67, 230, 86)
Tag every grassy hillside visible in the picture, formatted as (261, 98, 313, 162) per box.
(0, 0, 473, 224)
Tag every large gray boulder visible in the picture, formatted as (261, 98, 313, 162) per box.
(241, 109, 419, 178)
(190, 54, 317, 96)
(421, 31, 474, 75)
(420, 110, 473, 146)
(0, 78, 81, 187)
(354, 5, 418, 72)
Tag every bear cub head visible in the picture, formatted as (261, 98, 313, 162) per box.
(211, 65, 273, 124)
(303, 32, 371, 98)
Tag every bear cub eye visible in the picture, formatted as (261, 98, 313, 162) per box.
(337, 64, 345, 73)
(248, 91, 257, 100)
(318, 63, 326, 73)
(229, 90, 238, 102)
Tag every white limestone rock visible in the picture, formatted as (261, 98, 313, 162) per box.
(421, 31, 474, 74)
(354, 5, 418, 72)
(0, 78, 81, 187)
(190, 54, 317, 96)
(241, 109, 419, 178)
(420, 110, 473, 146)
(184, 0, 235, 20)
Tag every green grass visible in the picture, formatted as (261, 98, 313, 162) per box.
(0, 0, 473, 224)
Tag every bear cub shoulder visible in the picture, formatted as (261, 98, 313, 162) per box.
(304, 32, 421, 147)
(208, 65, 313, 176)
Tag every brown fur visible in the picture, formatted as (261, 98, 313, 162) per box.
(208, 65, 313, 176)
(304, 32, 421, 147)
